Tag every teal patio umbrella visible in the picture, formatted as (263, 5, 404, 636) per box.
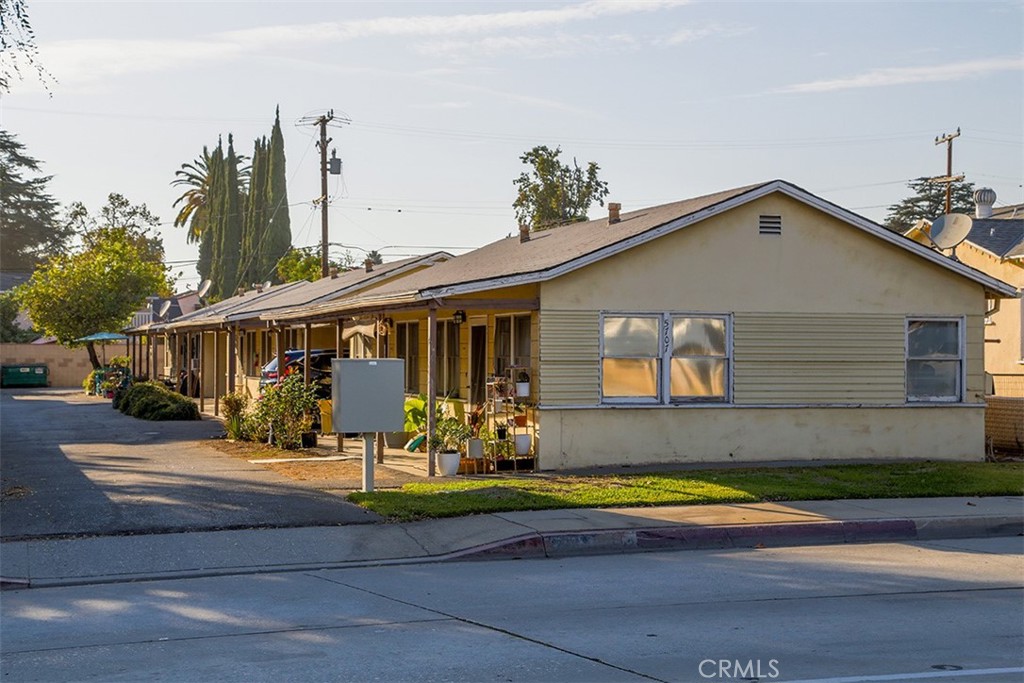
(75, 332, 129, 366)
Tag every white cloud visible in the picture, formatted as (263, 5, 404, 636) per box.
(29, 1, 688, 90)
(663, 23, 752, 45)
(778, 56, 1024, 93)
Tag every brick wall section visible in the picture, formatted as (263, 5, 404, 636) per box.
(0, 344, 93, 388)
(986, 396, 1024, 453)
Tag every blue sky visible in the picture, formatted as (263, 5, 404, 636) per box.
(2, 0, 1021, 289)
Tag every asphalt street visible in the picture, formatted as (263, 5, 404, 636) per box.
(0, 389, 376, 539)
(2, 537, 1022, 682)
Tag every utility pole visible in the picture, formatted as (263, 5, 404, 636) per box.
(316, 110, 334, 278)
(928, 127, 964, 214)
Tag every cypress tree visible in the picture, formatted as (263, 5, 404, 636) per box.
(264, 106, 292, 283)
(238, 136, 269, 289)
(211, 135, 243, 299)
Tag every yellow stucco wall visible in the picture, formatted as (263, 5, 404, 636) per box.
(535, 191, 990, 466)
(955, 242, 1023, 397)
(539, 406, 984, 469)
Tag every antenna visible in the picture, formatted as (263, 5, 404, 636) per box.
(927, 213, 973, 251)
(157, 300, 172, 319)
(197, 279, 212, 299)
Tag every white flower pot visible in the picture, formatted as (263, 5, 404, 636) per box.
(437, 451, 461, 476)
(467, 438, 484, 459)
(515, 381, 530, 398)
(515, 434, 532, 456)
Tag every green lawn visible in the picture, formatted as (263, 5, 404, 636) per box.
(346, 461, 1024, 521)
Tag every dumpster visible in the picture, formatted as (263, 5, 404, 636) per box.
(1, 364, 50, 388)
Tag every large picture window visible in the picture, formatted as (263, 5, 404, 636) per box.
(396, 321, 419, 393)
(906, 318, 962, 402)
(601, 313, 730, 404)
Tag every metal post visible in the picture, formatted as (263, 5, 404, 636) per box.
(362, 433, 374, 492)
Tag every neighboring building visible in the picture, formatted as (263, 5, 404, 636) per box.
(909, 189, 1023, 453)
(259, 180, 1016, 470)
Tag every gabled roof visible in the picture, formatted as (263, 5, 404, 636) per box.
(964, 218, 1024, 261)
(269, 180, 1016, 322)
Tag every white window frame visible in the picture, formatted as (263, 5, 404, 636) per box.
(599, 312, 732, 406)
(905, 316, 964, 403)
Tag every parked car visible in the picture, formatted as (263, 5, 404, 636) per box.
(259, 349, 338, 397)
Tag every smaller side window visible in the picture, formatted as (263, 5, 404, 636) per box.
(906, 319, 962, 402)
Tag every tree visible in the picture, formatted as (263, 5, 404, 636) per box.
(512, 145, 610, 230)
(237, 136, 269, 289)
(0, 130, 68, 271)
(884, 178, 977, 233)
(171, 146, 215, 244)
(16, 203, 170, 368)
(365, 250, 384, 265)
(0, 290, 36, 342)
(264, 107, 292, 282)
(0, 0, 54, 92)
(209, 135, 243, 299)
(276, 246, 350, 283)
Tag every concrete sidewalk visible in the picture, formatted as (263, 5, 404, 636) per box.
(2, 496, 1020, 589)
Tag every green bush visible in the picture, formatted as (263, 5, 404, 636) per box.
(241, 375, 317, 449)
(83, 370, 100, 395)
(221, 391, 248, 440)
(118, 381, 200, 421)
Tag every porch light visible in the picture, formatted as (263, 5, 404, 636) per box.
(453, 310, 466, 325)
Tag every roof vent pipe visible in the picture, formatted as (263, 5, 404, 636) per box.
(974, 188, 996, 219)
(363, 259, 373, 273)
(330, 266, 339, 279)
(608, 202, 621, 225)
(519, 224, 531, 243)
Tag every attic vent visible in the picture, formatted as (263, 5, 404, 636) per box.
(759, 215, 782, 235)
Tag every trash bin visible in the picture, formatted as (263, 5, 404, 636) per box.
(1, 364, 49, 388)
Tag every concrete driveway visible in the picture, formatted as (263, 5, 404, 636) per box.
(0, 389, 378, 540)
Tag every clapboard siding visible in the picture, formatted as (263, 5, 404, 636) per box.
(539, 309, 600, 405)
(733, 313, 906, 404)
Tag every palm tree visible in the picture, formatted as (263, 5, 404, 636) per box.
(366, 249, 384, 265)
(171, 147, 214, 244)
(171, 146, 251, 244)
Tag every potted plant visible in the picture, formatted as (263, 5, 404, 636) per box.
(515, 370, 530, 399)
(467, 405, 486, 460)
(429, 416, 472, 476)
(512, 403, 528, 428)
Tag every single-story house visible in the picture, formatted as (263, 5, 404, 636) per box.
(258, 179, 1017, 471)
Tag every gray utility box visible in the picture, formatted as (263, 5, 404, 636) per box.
(331, 359, 405, 434)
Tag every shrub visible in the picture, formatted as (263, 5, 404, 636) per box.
(221, 391, 248, 440)
(83, 370, 100, 395)
(241, 375, 317, 449)
(118, 381, 200, 421)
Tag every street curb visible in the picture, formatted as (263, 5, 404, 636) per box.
(455, 515, 1023, 561)
(4, 515, 1020, 590)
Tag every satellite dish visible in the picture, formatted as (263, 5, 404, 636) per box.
(197, 279, 212, 299)
(157, 300, 172, 318)
(927, 213, 973, 250)
(262, 280, 273, 291)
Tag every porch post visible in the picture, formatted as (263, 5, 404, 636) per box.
(303, 323, 311, 386)
(276, 327, 285, 383)
(129, 336, 136, 377)
(151, 333, 158, 380)
(336, 318, 344, 453)
(427, 301, 437, 477)
(185, 332, 193, 396)
(228, 326, 237, 394)
(213, 329, 220, 416)
(198, 331, 206, 413)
